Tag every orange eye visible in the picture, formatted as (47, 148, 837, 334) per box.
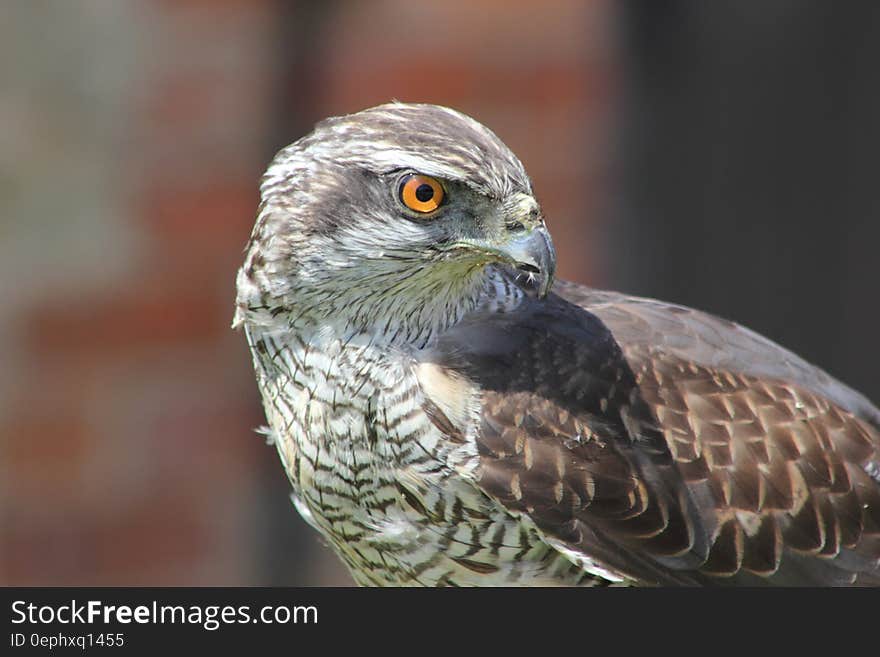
(399, 174, 445, 214)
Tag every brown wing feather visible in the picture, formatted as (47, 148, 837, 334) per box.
(476, 389, 708, 585)
(557, 281, 880, 584)
(420, 279, 880, 585)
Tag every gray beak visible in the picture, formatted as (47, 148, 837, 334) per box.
(500, 225, 556, 298)
(448, 224, 557, 298)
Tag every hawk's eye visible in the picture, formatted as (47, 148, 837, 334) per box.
(399, 174, 445, 214)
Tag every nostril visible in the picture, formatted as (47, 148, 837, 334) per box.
(507, 221, 526, 233)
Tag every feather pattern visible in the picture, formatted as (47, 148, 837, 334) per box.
(420, 281, 880, 585)
(236, 102, 879, 586)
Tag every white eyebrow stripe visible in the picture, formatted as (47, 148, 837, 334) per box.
(261, 102, 534, 201)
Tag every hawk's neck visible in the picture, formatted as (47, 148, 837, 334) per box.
(239, 265, 526, 352)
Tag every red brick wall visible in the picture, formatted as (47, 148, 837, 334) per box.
(2, 0, 617, 585)
(2, 0, 277, 585)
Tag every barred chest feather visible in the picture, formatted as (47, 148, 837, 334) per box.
(244, 321, 594, 586)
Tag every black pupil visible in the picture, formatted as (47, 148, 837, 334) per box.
(414, 183, 434, 203)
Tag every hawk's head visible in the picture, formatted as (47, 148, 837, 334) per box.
(235, 102, 555, 344)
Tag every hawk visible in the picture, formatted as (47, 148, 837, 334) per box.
(234, 102, 880, 586)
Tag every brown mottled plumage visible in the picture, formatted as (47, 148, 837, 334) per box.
(236, 102, 879, 585)
(429, 282, 880, 584)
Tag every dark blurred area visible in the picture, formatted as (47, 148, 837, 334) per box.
(612, 0, 880, 402)
(1, 1, 876, 586)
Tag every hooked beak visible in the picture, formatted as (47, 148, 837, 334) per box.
(499, 225, 556, 298)
(448, 225, 557, 298)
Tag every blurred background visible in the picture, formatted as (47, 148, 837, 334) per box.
(2, 1, 877, 585)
